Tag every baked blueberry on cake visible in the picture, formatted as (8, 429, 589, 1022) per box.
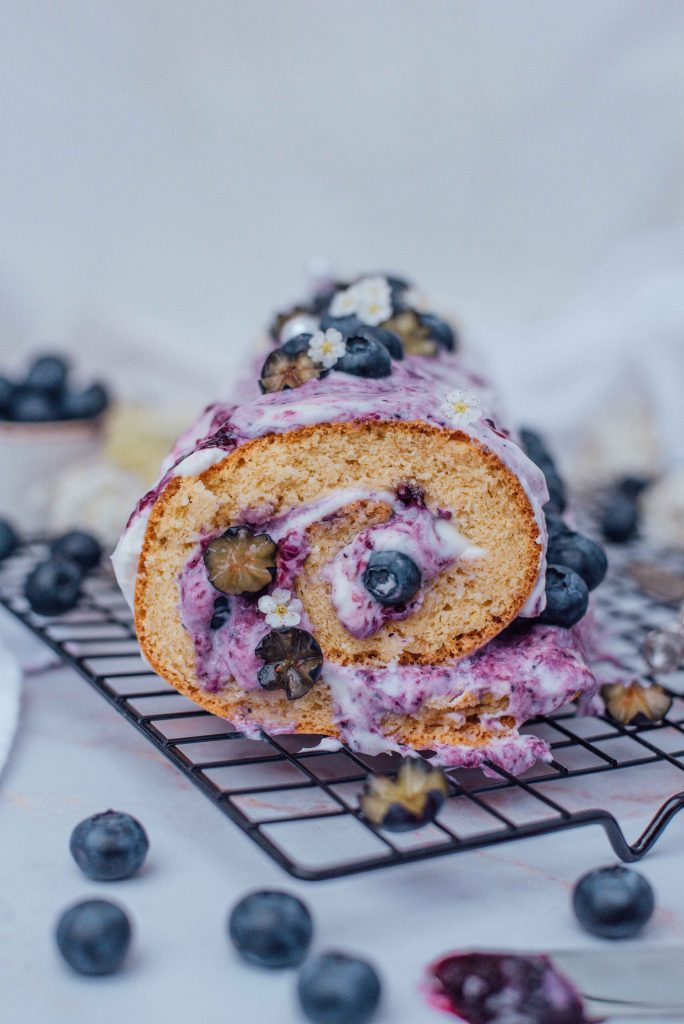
(113, 273, 604, 773)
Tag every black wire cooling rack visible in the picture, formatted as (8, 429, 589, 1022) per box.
(1, 535, 684, 880)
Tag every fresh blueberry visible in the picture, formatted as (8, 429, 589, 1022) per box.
(417, 313, 456, 352)
(547, 531, 607, 591)
(9, 387, 59, 422)
(0, 519, 18, 561)
(298, 952, 382, 1024)
(520, 429, 567, 512)
(336, 335, 392, 379)
(573, 865, 655, 939)
(70, 810, 149, 881)
(25, 354, 69, 395)
(520, 427, 550, 467)
(363, 550, 422, 607)
(24, 558, 82, 616)
(385, 273, 410, 294)
(228, 890, 313, 968)
(61, 382, 110, 419)
(354, 325, 404, 360)
(0, 376, 14, 415)
(55, 899, 132, 975)
(51, 530, 102, 572)
(544, 509, 571, 545)
(600, 492, 639, 543)
(281, 333, 314, 355)
(538, 565, 589, 628)
(210, 595, 231, 630)
(544, 466, 567, 513)
(319, 311, 362, 335)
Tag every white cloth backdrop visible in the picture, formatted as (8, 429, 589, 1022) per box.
(0, 0, 683, 455)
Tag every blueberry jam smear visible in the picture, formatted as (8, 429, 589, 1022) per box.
(428, 952, 590, 1024)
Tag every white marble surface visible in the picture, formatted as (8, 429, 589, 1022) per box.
(2, 606, 684, 1024)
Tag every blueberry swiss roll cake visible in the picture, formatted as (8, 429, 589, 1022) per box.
(113, 274, 605, 773)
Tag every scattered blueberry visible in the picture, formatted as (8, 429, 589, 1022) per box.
(26, 354, 69, 395)
(0, 519, 18, 561)
(210, 595, 231, 630)
(335, 335, 392, 379)
(429, 952, 589, 1024)
(600, 492, 639, 543)
(55, 899, 132, 976)
(547, 530, 607, 591)
(361, 757, 448, 832)
(538, 565, 589, 629)
(228, 890, 313, 969)
(416, 312, 456, 352)
(70, 810, 149, 881)
(573, 865, 655, 939)
(24, 558, 82, 616)
(61, 382, 110, 420)
(363, 550, 422, 607)
(51, 530, 102, 571)
(298, 952, 382, 1024)
(353, 325, 404, 360)
(256, 627, 323, 701)
(601, 681, 672, 726)
(10, 388, 58, 422)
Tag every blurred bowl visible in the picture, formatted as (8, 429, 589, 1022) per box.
(0, 417, 105, 533)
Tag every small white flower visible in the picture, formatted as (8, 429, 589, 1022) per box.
(329, 286, 359, 318)
(441, 389, 482, 427)
(353, 276, 392, 326)
(258, 588, 303, 628)
(328, 276, 392, 326)
(307, 327, 346, 369)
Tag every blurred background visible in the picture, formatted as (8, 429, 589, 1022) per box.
(1, 0, 684, 543)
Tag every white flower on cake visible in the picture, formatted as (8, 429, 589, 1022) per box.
(328, 276, 392, 326)
(441, 389, 482, 427)
(328, 286, 358, 318)
(307, 328, 346, 369)
(258, 588, 303, 628)
(354, 276, 392, 325)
